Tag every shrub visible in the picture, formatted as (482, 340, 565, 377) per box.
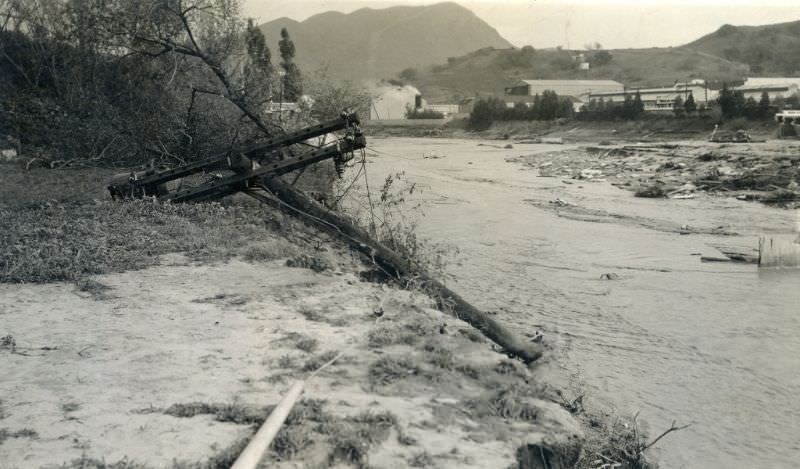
(406, 108, 445, 119)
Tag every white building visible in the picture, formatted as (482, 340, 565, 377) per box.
(369, 86, 423, 120)
(586, 82, 717, 112)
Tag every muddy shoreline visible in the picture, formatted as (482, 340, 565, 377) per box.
(0, 163, 591, 468)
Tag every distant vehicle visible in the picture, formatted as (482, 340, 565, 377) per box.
(775, 110, 800, 138)
(709, 124, 752, 143)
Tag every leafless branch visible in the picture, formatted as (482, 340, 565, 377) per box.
(642, 420, 692, 452)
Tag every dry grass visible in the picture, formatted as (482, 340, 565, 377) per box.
(0, 198, 299, 283)
(0, 163, 317, 284)
(301, 351, 340, 372)
(367, 325, 420, 348)
(576, 411, 658, 469)
(368, 356, 420, 388)
(75, 278, 113, 300)
(0, 428, 38, 445)
(324, 410, 398, 468)
(158, 402, 265, 425)
(277, 332, 320, 354)
(296, 304, 347, 326)
(468, 385, 540, 422)
(56, 438, 251, 469)
(285, 254, 333, 273)
(423, 341, 456, 371)
(408, 450, 435, 468)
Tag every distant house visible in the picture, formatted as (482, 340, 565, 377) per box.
(369, 86, 423, 120)
(587, 81, 716, 112)
(505, 79, 624, 99)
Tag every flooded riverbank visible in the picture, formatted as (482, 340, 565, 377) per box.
(356, 137, 800, 469)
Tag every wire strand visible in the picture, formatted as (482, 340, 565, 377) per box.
(249, 183, 401, 283)
(330, 154, 366, 206)
(361, 149, 379, 236)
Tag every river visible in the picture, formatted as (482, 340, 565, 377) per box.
(354, 136, 800, 469)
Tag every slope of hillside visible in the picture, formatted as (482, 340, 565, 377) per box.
(414, 46, 750, 103)
(686, 21, 800, 75)
(259, 2, 513, 82)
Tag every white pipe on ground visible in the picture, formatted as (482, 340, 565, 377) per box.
(230, 381, 305, 469)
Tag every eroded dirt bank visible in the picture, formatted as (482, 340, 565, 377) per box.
(0, 253, 582, 468)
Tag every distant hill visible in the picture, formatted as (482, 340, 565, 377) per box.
(413, 46, 750, 103)
(685, 21, 800, 75)
(258, 2, 513, 82)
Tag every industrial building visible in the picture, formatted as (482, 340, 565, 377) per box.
(741, 77, 800, 88)
(586, 81, 716, 112)
(505, 79, 624, 99)
(722, 77, 800, 104)
(734, 82, 800, 101)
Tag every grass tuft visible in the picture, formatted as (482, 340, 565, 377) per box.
(0, 428, 38, 445)
(469, 386, 540, 421)
(408, 451, 435, 468)
(368, 356, 420, 387)
(324, 410, 399, 468)
(367, 326, 419, 348)
(301, 351, 340, 372)
(423, 341, 455, 370)
(161, 402, 264, 425)
(75, 278, 113, 300)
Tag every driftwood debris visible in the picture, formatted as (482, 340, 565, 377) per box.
(249, 178, 544, 363)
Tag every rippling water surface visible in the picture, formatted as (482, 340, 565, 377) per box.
(360, 137, 800, 469)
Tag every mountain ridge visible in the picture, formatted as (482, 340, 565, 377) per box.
(258, 2, 513, 82)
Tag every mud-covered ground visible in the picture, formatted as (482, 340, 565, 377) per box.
(0, 163, 585, 468)
(507, 140, 800, 209)
(0, 255, 583, 468)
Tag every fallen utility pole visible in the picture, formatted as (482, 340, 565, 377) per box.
(108, 112, 542, 363)
(247, 178, 543, 363)
(108, 111, 364, 201)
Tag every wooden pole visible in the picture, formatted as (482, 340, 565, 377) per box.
(230, 381, 305, 469)
(248, 179, 544, 363)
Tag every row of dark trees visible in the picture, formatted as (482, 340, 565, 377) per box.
(576, 91, 645, 121)
(468, 92, 575, 129)
(715, 85, 796, 119)
(468, 90, 648, 128)
(0, 0, 308, 167)
(469, 84, 798, 128)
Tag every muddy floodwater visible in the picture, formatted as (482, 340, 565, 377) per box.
(358, 137, 800, 469)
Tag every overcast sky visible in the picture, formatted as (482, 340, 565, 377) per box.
(242, 0, 800, 49)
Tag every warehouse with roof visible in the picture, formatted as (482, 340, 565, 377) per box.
(586, 81, 716, 112)
(505, 79, 624, 99)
